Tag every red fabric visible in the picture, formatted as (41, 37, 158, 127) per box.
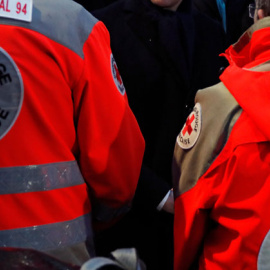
(221, 64, 270, 140)
(74, 24, 145, 209)
(221, 28, 270, 68)
(174, 24, 270, 270)
(174, 113, 270, 269)
(220, 27, 270, 141)
(0, 21, 144, 230)
(0, 184, 90, 230)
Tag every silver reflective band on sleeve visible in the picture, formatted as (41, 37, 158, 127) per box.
(258, 229, 270, 270)
(0, 214, 92, 251)
(0, 161, 85, 195)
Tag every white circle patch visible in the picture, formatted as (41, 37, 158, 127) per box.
(177, 103, 202, 150)
(111, 54, 125, 95)
(0, 47, 23, 140)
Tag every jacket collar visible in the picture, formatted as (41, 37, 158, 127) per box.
(220, 17, 270, 140)
(122, 0, 194, 88)
(123, 0, 192, 14)
(223, 17, 270, 67)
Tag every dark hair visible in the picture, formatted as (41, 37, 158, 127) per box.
(256, 0, 270, 16)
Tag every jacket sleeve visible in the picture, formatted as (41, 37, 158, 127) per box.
(73, 20, 145, 227)
(173, 134, 228, 269)
(173, 174, 215, 269)
(172, 83, 241, 269)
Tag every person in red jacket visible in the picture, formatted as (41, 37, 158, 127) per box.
(0, 0, 145, 266)
(173, 0, 270, 269)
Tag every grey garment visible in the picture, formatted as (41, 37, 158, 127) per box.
(0, 0, 98, 59)
(258, 229, 270, 270)
(45, 242, 93, 266)
(0, 161, 92, 252)
(0, 160, 85, 195)
(81, 248, 146, 270)
(0, 47, 23, 140)
(173, 82, 242, 197)
(0, 214, 93, 252)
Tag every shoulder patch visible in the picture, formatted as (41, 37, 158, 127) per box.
(177, 103, 202, 150)
(111, 54, 125, 95)
(0, 47, 23, 140)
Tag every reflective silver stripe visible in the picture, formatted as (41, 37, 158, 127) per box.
(258, 229, 270, 270)
(0, 161, 85, 195)
(0, 214, 92, 251)
(0, 0, 98, 59)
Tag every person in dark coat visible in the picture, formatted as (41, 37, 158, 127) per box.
(74, 0, 118, 11)
(193, 0, 254, 45)
(89, 0, 226, 269)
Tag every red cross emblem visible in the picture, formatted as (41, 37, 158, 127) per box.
(113, 62, 123, 85)
(182, 114, 195, 136)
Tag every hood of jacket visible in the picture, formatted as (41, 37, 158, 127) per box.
(220, 16, 270, 140)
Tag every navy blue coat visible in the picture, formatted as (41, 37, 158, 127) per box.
(74, 0, 117, 11)
(93, 0, 226, 206)
(92, 1, 226, 269)
(193, 0, 254, 45)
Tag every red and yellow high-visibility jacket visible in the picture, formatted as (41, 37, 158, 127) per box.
(0, 0, 144, 256)
(173, 17, 270, 269)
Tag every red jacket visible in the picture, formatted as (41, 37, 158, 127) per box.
(0, 0, 144, 254)
(173, 17, 270, 269)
